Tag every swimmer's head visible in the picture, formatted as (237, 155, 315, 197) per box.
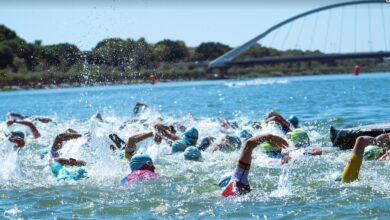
(289, 128, 310, 148)
(288, 115, 299, 128)
(50, 161, 63, 177)
(184, 146, 202, 161)
(225, 135, 242, 151)
(218, 172, 233, 187)
(11, 131, 25, 139)
(261, 141, 281, 153)
(240, 130, 253, 140)
(198, 136, 215, 151)
(171, 140, 188, 153)
(182, 127, 199, 146)
(130, 154, 154, 172)
(363, 145, 381, 160)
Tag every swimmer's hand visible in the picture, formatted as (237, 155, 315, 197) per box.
(6, 120, 15, 126)
(154, 133, 162, 144)
(263, 134, 288, 149)
(282, 155, 291, 164)
(69, 158, 87, 166)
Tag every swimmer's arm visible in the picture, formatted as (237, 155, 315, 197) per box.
(8, 120, 41, 138)
(239, 134, 288, 165)
(378, 151, 390, 161)
(309, 147, 323, 156)
(127, 131, 154, 147)
(266, 115, 290, 129)
(9, 136, 25, 149)
(8, 112, 28, 119)
(54, 158, 86, 166)
(52, 132, 82, 151)
(154, 123, 179, 141)
(34, 117, 52, 123)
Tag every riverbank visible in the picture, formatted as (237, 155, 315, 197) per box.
(2, 65, 389, 91)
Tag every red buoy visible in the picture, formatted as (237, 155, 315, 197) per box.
(354, 65, 360, 76)
(149, 74, 157, 85)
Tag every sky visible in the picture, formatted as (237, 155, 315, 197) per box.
(0, 0, 389, 53)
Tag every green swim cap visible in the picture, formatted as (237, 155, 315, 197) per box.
(289, 128, 310, 148)
(363, 145, 381, 160)
(261, 141, 280, 153)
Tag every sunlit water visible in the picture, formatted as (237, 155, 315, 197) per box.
(1, 72, 390, 219)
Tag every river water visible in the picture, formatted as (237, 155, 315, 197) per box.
(1, 72, 390, 219)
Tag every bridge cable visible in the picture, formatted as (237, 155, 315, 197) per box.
(323, 9, 332, 53)
(295, 16, 306, 50)
(354, 4, 357, 53)
(368, 4, 372, 52)
(269, 27, 281, 49)
(338, 7, 345, 53)
(309, 13, 319, 51)
(281, 20, 294, 51)
(380, 5, 388, 51)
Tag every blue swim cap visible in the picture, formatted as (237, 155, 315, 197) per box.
(68, 168, 87, 180)
(184, 146, 202, 161)
(50, 161, 63, 177)
(225, 135, 242, 150)
(240, 130, 253, 140)
(12, 131, 25, 139)
(288, 115, 299, 128)
(171, 140, 188, 153)
(130, 154, 153, 172)
(182, 127, 199, 146)
(218, 172, 233, 187)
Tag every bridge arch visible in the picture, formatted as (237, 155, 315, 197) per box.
(209, 0, 388, 68)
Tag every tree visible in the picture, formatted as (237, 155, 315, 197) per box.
(0, 25, 17, 42)
(0, 44, 14, 68)
(153, 39, 189, 62)
(43, 43, 80, 68)
(195, 42, 231, 60)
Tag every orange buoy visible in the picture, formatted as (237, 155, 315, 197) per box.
(149, 74, 157, 85)
(354, 65, 360, 76)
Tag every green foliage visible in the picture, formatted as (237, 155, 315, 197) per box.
(0, 25, 17, 41)
(194, 42, 231, 60)
(153, 39, 189, 62)
(43, 43, 80, 69)
(0, 44, 14, 68)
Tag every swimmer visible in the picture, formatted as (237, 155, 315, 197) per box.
(133, 102, 148, 115)
(287, 128, 322, 156)
(221, 133, 288, 197)
(49, 158, 87, 181)
(3, 131, 25, 150)
(49, 129, 87, 181)
(265, 111, 299, 134)
(154, 123, 199, 152)
(109, 131, 155, 160)
(50, 129, 82, 158)
(220, 118, 239, 134)
(341, 133, 390, 183)
(197, 135, 242, 152)
(120, 154, 159, 184)
(6, 120, 41, 138)
(7, 112, 52, 123)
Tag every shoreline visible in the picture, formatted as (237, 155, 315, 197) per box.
(1, 70, 388, 92)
